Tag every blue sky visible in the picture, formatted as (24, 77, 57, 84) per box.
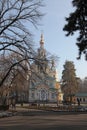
(32, 0, 87, 80)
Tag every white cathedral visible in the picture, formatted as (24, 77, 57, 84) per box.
(29, 34, 62, 105)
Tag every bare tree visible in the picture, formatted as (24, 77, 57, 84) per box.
(0, 0, 44, 87)
(0, 53, 30, 104)
(81, 77, 87, 92)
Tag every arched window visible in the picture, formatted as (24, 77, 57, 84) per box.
(83, 98, 85, 102)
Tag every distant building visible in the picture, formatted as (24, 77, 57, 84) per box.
(75, 77, 87, 104)
(76, 93, 87, 104)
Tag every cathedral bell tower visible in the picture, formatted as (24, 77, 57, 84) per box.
(38, 34, 46, 58)
(37, 34, 47, 72)
(40, 33, 44, 48)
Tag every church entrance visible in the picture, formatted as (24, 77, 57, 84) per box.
(39, 89, 48, 102)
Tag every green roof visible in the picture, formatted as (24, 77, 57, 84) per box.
(76, 93, 87, 97)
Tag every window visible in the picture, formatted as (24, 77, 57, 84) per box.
(31, 93, 34, 98)
(83, 98, 85, 102)
(51, 93, 55, 99)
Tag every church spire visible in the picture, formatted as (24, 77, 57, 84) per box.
(40, 33, 44, 47)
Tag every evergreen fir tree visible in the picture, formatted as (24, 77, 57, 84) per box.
(63, 0, 87, 60)
(62, 61, 79, 103)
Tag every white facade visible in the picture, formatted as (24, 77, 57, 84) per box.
(29, 84, 57, 103)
